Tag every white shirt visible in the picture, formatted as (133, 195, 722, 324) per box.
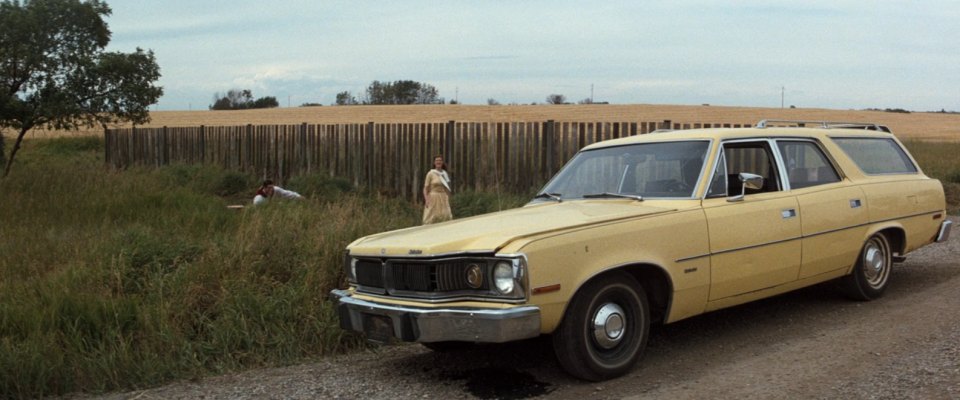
(253, 186, 303, 205)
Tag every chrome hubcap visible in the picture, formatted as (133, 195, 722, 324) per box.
(862, 239, 888, 286)
(592, 303, 626, 349)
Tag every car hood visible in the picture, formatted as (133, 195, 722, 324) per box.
(348, 200, 675, 257)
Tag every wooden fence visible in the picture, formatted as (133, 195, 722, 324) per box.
(104, 119, 753, 200)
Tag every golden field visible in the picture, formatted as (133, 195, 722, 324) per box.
(15, 103, 960, 141)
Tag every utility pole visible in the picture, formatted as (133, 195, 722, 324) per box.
(591, 84, 594, 103)
(781, 86, 785, 109)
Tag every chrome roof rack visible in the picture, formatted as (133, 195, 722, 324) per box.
(755, 119, 891, 133)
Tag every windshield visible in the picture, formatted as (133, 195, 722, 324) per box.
(534, 141, 710, 201)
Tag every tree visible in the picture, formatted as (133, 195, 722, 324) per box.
(546, 94, 567, 104)
(335, 91, 358, 105)
(487, 98, 500, 105)
(362, 80, 442, 105)
(208, 89, 277, 110)
(0, 0, 162, 177)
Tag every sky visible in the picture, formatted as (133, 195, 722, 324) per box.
(103, 1, 960, 112)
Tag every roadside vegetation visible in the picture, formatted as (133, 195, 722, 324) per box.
(0, 136, 528, 398)
(902, 140, 960, 214)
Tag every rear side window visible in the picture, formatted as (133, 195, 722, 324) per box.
(777, 141, 841, 189)
(831, 138, 918, 175)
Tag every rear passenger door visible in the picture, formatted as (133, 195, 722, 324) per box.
(702, 140, 802, 300)
(776, 140, 868, 280)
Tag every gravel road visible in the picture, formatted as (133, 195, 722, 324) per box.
(90, 217, 959, 400)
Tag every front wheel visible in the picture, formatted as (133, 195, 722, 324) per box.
(841, 232, 892, 300)
(552, 272, 650, 381)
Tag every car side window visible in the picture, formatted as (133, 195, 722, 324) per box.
(777, 141, 841, 189)
(831, 137, 918, 175)
(706, 141, 782, 197)
(706, 151, 727, 198)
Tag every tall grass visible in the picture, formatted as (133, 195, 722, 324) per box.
(902, 140, 960, 214)
(0, 137, 528, 398)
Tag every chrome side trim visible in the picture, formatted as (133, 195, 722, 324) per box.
(675, 209, 944, 263)
(331, 289, 541, 343)
(676, 253, 711, 263)
(937, 220, 953, 243)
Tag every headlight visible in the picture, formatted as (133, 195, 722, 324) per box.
(493, 261, 515, 294)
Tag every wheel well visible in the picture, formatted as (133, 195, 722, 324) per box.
(878, 227, 906, 256)
(585, 264, 672, 324)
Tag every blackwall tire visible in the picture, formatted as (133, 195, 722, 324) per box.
(842, 232, 892, 301)
(552, 271, 650, 381)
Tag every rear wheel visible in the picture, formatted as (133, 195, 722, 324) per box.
(841, 232, 892, 300)
(552, 272, 650, 381)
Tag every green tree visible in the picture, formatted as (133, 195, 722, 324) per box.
(362, 80, 442, 105)
(209, 89, 278, 110)
(335, 91, 357, 105)
(0, 0, 163, 177)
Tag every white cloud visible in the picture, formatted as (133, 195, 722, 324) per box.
(105, 0, 960, 111)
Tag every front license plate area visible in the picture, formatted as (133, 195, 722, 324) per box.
(363, 314, 395, 343)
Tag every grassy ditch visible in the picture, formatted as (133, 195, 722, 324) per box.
(0, 137, 528, 398)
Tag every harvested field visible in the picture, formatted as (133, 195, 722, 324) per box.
(16, 104, 960, 141)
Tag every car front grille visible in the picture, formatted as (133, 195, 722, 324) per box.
(355, 258, 490, 294)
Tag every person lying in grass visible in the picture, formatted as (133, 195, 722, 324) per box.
(253, 179, 303, 205)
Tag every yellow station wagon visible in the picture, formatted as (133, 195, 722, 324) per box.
(331, 120, 952, 381)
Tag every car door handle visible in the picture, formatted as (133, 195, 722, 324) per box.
(781, 209, 797, 219)
(850, 199, 862, 208)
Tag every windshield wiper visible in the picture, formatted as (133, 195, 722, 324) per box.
(582, 192, 644, 201)
(533, 192, 563, 202)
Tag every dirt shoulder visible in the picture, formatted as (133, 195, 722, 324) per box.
(88, 217, 960, 400)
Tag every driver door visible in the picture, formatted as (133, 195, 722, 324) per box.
(702, 140, 802, 301)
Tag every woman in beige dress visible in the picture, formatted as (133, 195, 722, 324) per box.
(422, 155, 453, 224)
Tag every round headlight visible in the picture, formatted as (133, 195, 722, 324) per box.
(493, 262, 514, 294)
(466, 264, 483, 289)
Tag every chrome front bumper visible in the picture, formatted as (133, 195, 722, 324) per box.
(937, 219, 953, 243)
(330, 289, 541, 343)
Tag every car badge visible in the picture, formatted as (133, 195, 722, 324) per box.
(408, 249, 423, 255)
(380, 248, 386, 255)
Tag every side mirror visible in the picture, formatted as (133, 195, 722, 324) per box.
(727, 172, 764, 202)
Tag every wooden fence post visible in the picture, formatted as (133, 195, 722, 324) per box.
(545, 119, 556, 181)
